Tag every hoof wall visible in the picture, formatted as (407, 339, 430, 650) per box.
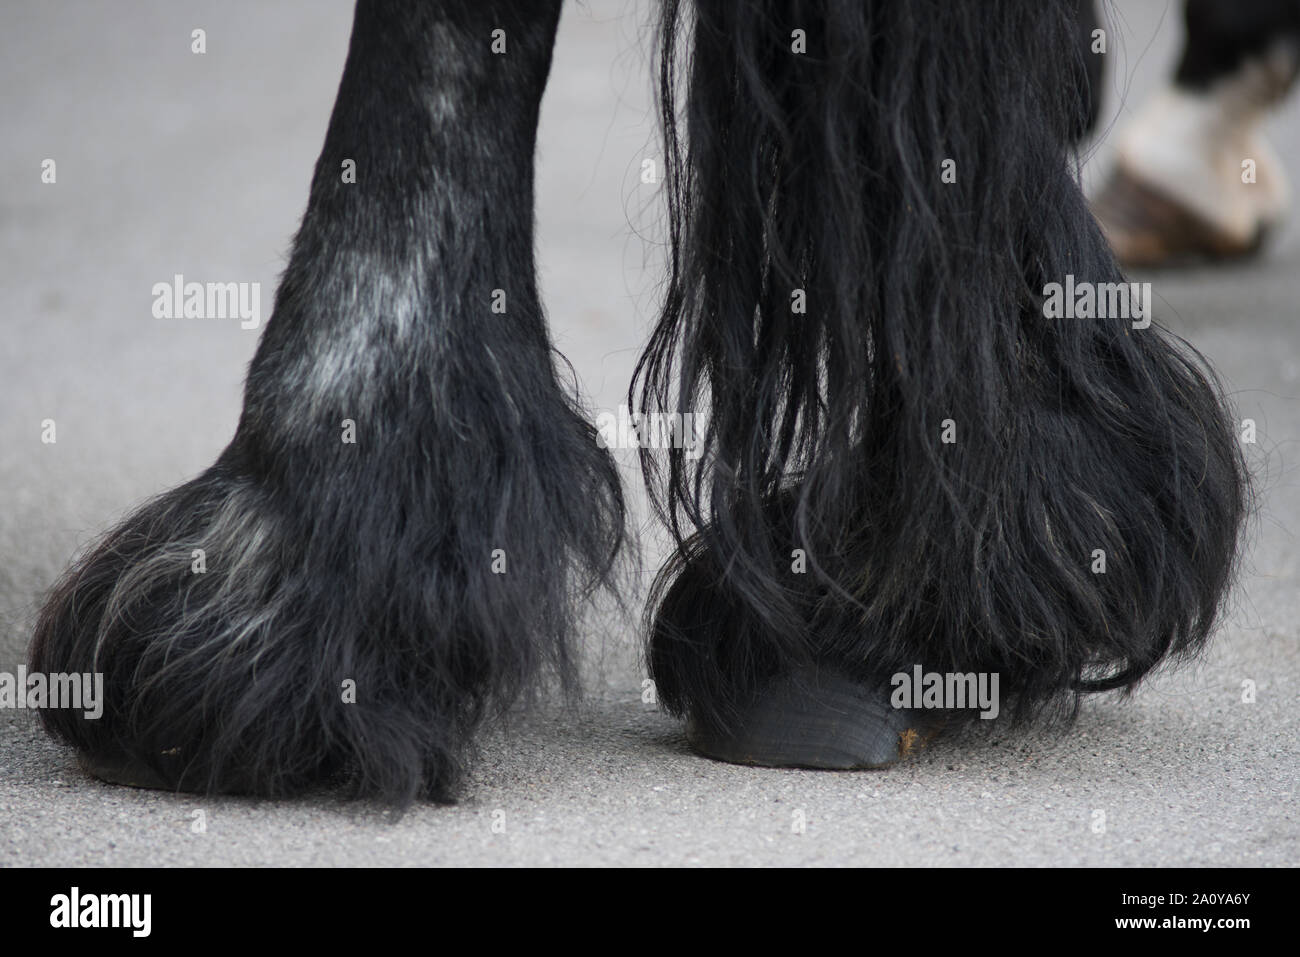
(687, 668, 938, 770)
(77, 751, 191, 793)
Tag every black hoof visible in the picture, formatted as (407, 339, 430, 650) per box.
(685, 667, 941, 770)
(77, 750, 189, 793)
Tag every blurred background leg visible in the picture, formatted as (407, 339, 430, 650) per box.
(1092, 0, 1300, 266)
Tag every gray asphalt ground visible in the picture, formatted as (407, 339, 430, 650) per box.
(0, 1, 1296, 866)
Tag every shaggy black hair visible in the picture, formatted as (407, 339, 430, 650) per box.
(633, 0, 1249, 743)
(30, 0, 624, 803)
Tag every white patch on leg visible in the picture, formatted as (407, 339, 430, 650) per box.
(1116, 41, 1297, 242)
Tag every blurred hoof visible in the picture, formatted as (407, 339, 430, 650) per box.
(1092, 163, 1270, 268)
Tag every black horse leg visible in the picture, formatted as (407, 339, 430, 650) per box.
(30, 0, 623, 803)
(636, 0, 1246, 768)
